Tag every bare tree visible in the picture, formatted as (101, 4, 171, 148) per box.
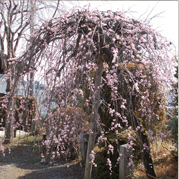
(0, 0, 61, 144)
(0, 0, 31, 143)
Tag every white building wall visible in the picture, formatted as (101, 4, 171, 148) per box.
(0, 74, 7, 94)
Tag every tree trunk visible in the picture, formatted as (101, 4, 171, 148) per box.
(84, 56, 103, 179)
(4, 76, 13, 144)
(4, 60, 16, 144)
(127, 93, 156, 179)
(131, 113, 156, 179)
(4, 113, 13, 144)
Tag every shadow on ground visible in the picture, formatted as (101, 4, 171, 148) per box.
(18, 164, 85, 179)
(0, 139, 85, 179)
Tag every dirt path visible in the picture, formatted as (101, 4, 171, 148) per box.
(0, 140, 85, 179)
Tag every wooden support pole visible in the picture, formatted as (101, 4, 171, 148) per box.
(84, 56, 103, 179)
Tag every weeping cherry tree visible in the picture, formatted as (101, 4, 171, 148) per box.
(0, 7, 177, 179)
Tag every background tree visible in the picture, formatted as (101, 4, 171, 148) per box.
(0, 0, 32, 143)
(0, 0, 61, 144)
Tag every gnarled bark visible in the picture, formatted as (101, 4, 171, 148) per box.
(130, 111, 156, 179)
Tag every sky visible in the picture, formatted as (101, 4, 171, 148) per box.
(62, 1, 178, 53)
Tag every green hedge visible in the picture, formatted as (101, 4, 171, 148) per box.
(0, 96, 37, 131)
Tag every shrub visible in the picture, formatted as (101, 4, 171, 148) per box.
(44, 106, 90, 161)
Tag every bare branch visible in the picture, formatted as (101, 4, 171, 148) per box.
(52, 0, 60, 18)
